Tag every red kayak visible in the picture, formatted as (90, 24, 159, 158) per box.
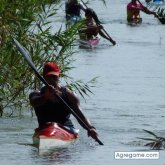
(33, 122, 79, 151)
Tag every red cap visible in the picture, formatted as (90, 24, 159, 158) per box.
(43, 62, 61, 77)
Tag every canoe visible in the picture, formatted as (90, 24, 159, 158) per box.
(127, 18, 142, 26)
(79, 37, 100, 48)
(33, 122, 79, 151)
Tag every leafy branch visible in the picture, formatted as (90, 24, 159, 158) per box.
(138, 129, 165, 150)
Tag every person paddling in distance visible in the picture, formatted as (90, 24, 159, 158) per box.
(79, 8, 116, 45)
(65, 0, 85, 21)
(127, 0, 157, 23)
(29, 62, 99, 142)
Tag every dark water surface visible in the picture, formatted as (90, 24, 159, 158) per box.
(1, 0, 165, 164)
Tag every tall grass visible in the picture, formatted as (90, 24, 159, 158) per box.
(0, 0, 97, 116)
(138, 130, 165, 150)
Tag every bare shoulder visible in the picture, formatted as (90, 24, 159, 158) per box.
(65, 87, 78, 98)
(65, 87, 80, 103)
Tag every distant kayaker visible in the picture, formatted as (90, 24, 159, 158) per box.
(127, 0, 157, 23)
(79, 8, 116, 45)
(65, 0, 85, 20)
(29, 62, 99, 141)
(153, 0, 164, 2)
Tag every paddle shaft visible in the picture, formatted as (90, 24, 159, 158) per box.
(137, 0, 158, 15)
(13, 38, 104, 145)
(80, 0, 115, 43)
(134, 0, 165, 24)
(137, 0, 146, 7)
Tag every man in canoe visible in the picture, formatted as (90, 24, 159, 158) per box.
(79, 8, 116, 45)
(29, 62, 99, 141)
(65, 0, 85, 21)
(127, 0, 157, 23)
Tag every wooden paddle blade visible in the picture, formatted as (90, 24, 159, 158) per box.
(96, 139, 104, 145)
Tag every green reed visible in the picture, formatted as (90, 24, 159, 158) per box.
(138, 129, 165, 150)
(0, 0, 98, 116)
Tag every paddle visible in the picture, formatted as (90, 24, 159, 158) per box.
(137, 0, 149, 7)
(13, 38, 104, 145)
(80, 0, 116, 45)
(156, 7, 165, 24)
(137, 0, 165, 23)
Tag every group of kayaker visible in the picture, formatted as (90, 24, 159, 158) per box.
(65, 0, 158, 45)
(65, 0, 116, 45)
(29, 0, 160, 144)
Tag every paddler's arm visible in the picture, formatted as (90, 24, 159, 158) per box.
(134, 2, 157, 16)
(66, 88, 98, 140)
(29, 91, 47, 107)
(98, 25, 116, 45)
(29, 86, 53, 107)
(141, 6, 157, 16)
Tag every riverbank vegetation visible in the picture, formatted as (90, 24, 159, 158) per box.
(0, 0, 97, 116)
(138, 130, 165, 150)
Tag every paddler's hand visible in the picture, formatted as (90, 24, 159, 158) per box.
(44, 85, 62, 102)
(98, 25, 103, 30)
(44, 85, 52, 100)
(88, 128, 99, 141)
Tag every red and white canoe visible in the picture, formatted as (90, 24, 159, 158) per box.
(33, 122, 79, 151)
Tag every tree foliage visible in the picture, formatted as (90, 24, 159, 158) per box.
(0, 0, 97, 116)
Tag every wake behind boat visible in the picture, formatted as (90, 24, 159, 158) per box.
(33, 122, 79, 151)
